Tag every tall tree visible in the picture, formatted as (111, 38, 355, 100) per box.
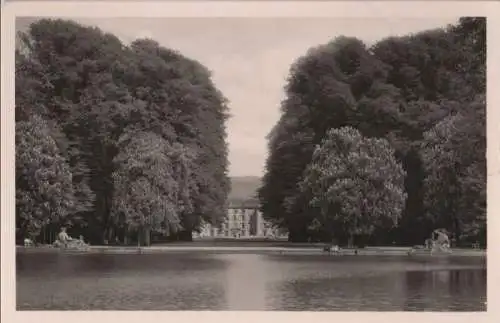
(112, 131, 197, 246)
(260, 17, 486, 244)
(16, 19, 134, 243)
(259, 37, 376, 241)
(259, 36, 405, 241)
(15, 19, 230, 244)
(298, 127, 407, 245)
(126, 39, 230, 240)
(421, 95, 486, 245)
(15, 115, 77, 242)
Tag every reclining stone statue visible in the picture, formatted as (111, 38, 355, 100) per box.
(431, 229, 451, 254)
(408, 228, 452, 255)
(53, 227, 89, 250)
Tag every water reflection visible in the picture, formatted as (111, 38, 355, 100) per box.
(403, 269, 486, 311)
(221, 254, 269, 310)
(17, 252, 228, 310)
(16, 252, 486, 311)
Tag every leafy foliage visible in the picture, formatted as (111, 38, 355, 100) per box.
(259, 17, 486, 245)
(421, 95, 486, 243)
(299, 127, 406, 242)
(111, 132, 197, 236)
(15, 115, 77, 239)
(15, 19, 230, 245)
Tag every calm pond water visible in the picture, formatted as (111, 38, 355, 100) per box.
(16, 252, 486, 311)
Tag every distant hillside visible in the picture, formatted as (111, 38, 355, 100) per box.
(228, 176, 261, 206)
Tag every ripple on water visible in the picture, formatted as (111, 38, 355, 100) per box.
(16, 252, 486, 311)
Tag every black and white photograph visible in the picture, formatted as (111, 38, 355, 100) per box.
(1, 0, 493, 315)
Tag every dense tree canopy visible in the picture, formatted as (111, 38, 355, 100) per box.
(421, 94, 486, 244)
(298, 127, 406, 245)
(16, 17, 486, 247)
(259, 17, 486, 246)
(16, 115, 79, 240)
(111, 132, 196, 245)
(15, 19, 230, 245)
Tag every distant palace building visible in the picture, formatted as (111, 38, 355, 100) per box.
(196, 200, 278, 238)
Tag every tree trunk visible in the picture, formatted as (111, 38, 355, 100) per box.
(108, 226, 114, 243)
(102, 227, 108, 245)
(348, 233, 354, 248)
(124, 226, 129, 245)
(145, 227, 151, 246)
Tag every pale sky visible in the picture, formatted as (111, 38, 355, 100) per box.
(19, 17, 460, 176)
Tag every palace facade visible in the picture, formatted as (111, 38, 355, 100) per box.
(196, 203, 278, 238)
